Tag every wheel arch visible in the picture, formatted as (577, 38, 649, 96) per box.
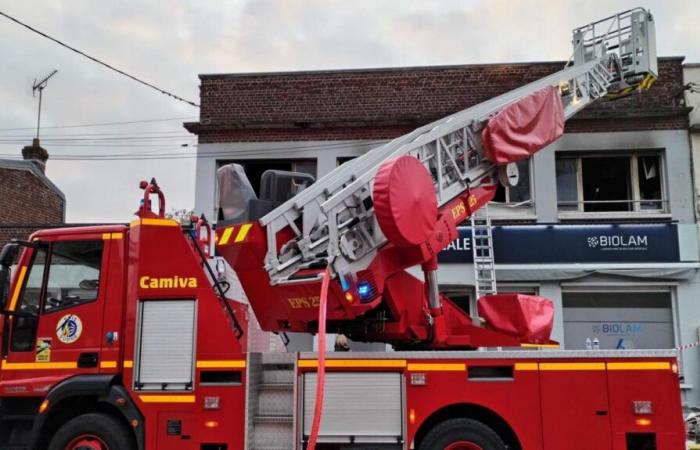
(412, 403, 522, 450)
(30, 375, 143, 450)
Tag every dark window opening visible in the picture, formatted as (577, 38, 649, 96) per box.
(555, 153, 665, 213)
(638, 156, 662, 210)
(581, 157, 631, 212)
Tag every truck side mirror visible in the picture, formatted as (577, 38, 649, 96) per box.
(0, 243, 19, 268)
(0, 243, 20, 311)
(0, 266, 9, 310)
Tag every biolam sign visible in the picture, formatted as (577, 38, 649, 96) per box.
(439, 224, 680, 264)
(586, 234, 648, 250)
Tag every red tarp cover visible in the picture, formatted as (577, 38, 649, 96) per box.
(477, 293, 554, 344)
(481, 85, 564, 165)
(373, 155, 438, 247)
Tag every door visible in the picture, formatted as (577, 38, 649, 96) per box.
(1, 239, 110, 385)
(540, 366, 612, 450)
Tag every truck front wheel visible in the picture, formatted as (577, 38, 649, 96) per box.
(48, 413, 133, 450)
(419, 418, 507, 450)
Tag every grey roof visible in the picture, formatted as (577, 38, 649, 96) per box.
(0, 158, 66, 204)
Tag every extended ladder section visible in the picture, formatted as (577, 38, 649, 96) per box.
(259, 8, 657, 286)
(471, 207, 497, 300)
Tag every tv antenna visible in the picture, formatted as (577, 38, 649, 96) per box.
(32, 69, 58, 139)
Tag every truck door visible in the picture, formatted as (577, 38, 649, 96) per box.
(539, 364, 612, 450)
(1, 239, 110, 385)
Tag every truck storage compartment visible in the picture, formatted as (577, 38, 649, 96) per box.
(302, 372, 403, 445)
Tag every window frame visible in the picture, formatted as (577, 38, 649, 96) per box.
(40, 240, 105, 315)
(489, 157, 536, 220)
(556, 151, 669, 218)
(9, 246, 48, 352)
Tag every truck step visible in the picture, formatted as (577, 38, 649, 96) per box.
(254, 415, 293, 423)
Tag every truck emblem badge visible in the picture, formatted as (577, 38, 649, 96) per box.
(56, 314, 83, 344)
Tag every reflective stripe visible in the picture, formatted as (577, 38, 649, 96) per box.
(407, 363, 466, 371)
(130, 218, 178, 227)
(607, 362, 670, 371)
(520, 343, 560, 349)
(139, 395, 196, 404)
(196, 360, 246, 369)
(515, 363, 539, 371)
(8, 266, 28, 312)
(218, 227, 234, 245)
(1, 361, 77, 370)
(102, 232, 124, 240)
(299, 359, 407, 368)
(124, 360, 133, 368)
(234, 224, 253, 242)
(100, 361, 118, 369)
(539, 362, 605, 371)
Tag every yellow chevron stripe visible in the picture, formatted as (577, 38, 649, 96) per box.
(219, 227, 234, 245)
(234, 224, 253, 242)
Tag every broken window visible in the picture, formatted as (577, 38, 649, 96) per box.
(493, 158, 533, 206)
(555, 153, 665, 213)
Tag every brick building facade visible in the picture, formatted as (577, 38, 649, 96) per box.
(185, 57, 687, 142)
(186, 57, 700, 403)
(0, 139, 65, 247)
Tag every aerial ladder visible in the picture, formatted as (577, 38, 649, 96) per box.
(217, 8, 658, 350)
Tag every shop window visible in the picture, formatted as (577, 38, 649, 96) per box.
(492, 159, 533, 207)
(556, 153, 666, 214)
(562, 291, 673, 350)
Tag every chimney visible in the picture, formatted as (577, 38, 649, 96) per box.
(22, 138, 49, 173)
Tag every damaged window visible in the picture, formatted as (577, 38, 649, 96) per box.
(493, 158, 532, 206)
(555, 153, 665, 213)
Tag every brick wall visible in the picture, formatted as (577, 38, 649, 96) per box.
(0, 167, 64, 247)
(188, 57, 689, 142)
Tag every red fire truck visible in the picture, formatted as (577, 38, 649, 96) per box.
(0, 8, 686, 450)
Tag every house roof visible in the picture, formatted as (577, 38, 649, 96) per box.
(0, 158, 66, 203)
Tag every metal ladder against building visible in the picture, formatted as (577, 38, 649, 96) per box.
(471, 206, 497, 300)
(246, 353, 296, 450)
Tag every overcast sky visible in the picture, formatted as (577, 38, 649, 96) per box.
(1, 0, 698, 223)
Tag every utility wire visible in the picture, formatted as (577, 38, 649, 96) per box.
(0, 116, 197, 131)
(0, 10, 199, 107)
(0, 140, 385, 161)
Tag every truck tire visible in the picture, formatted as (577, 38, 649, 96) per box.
(48, 413, 133, 450)
(419, 418, 507, 450)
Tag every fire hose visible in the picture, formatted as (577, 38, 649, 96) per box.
(307, 268, 330, 450)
